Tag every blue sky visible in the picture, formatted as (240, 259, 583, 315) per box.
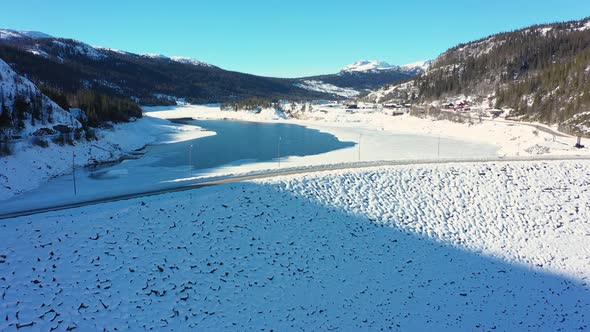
(2, 0, 589, 77)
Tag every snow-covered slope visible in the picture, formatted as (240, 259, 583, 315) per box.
(0, 58, 80, 137)
(170, 56, 212, 67)
(295, 80, 360, 98)
(400, 59, 432, 72)
(50, 40, 106, 60)
(364, 80, 419, 103)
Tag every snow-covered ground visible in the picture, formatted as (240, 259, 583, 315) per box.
(1, 160, 589, 330)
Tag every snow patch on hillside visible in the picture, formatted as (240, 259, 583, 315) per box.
(25, 48, 49, 58)
(141, 53, 169, 60)
(579, 21, 590, 31)
(94, 46, 130, 55)
(170, 56, 212, 67)
(295, 80, 360, 98)
(140, 54, 212, 67)
(51, 40, 106, 60)
(402, 59, 431, 71)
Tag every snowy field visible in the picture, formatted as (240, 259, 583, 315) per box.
(1, 160, 589, 331)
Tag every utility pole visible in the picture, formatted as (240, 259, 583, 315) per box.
(437, 133, 441, 159)
(189, 144, 193, 177)
(358, 134, 362, 162)
(72, 151, 77, 195)
(277, 136, 282, 168)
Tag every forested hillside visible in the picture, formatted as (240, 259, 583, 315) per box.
(367, 17, 590, 135)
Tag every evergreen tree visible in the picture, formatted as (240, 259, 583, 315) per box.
(0, 95, 11, 128)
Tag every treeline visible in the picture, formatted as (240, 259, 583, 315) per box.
(221, 97, 282, 112)
(0, 88, 51, 130)
(41, 86, 143, 127)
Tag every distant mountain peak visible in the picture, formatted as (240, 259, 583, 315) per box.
(341, 60, 399, 73)
(340, 59, 431, 74)
(0, 29, 53, 40)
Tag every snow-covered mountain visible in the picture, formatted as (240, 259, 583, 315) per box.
(295, 59, 429, 97)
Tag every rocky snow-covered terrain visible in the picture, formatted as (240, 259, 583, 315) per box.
(1, 161, 589, 331)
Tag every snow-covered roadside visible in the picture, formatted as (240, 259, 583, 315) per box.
(0, 115, 214, 201)
(1, 161, 588, 330)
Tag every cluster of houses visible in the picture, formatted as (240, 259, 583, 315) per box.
(443, 100, 471, 112)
